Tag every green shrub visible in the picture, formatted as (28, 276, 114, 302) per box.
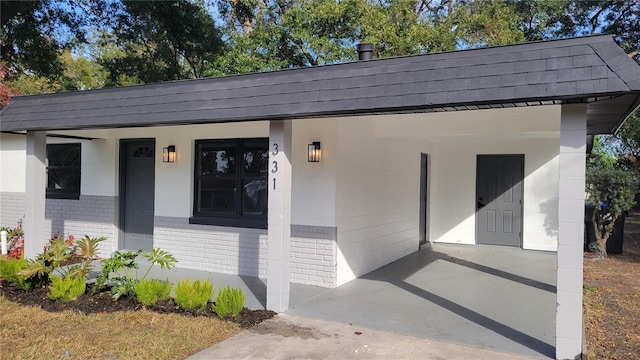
(174, 279, 213, 311)
(0, 257, 31, 290)
(48, 274, 86, 302)
(95, 248, 176, 300)
(213, 286, 245, 319)
(134, 278, 171, 306)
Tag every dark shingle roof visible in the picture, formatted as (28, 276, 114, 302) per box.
(2, 34, 640, 135)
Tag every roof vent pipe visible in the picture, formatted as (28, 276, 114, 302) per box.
(357, 43, 374, 61)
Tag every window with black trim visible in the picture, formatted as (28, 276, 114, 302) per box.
(46, 143, 81, 200)
(191, 138, 268, 228)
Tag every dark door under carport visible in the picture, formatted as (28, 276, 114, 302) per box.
(476, 155, 524, 247)
(419, 153, 429, 246)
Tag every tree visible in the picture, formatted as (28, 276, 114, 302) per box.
(586, 138, 639, 258)
(0, 61, 21, 107)
(210, 0, 527, 75)
(100, 0, 224, 84)
(1, 0, 89, 77)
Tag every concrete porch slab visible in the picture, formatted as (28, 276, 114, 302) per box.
(286, 243, 557, 359)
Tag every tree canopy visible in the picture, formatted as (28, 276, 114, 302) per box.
(2, 0, 640, 91)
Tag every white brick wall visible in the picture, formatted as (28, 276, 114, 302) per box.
(290, 237, 336, 287)
(0, 192, 118, 257)
(45, 195, 119, 256)
(0, 192, 26, 227)
(154, 217, 338, 287)
(154, 216, 268, 277)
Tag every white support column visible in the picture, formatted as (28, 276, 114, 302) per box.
(24, 131, 47, 259)
(556, 104, 587, 360)
(267, 120, 292, 312)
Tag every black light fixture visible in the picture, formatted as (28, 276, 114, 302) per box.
(163, 145, 176, 163)
(308, 142, 321, 162)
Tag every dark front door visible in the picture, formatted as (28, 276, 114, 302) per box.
(419, 153, 429, 246)
(121, 140, 155, 251)
(476, 155, 523, 247)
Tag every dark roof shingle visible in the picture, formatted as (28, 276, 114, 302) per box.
(2, 34, 640, 135)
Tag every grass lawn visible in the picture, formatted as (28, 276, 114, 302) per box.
(0, 297, 238, 360)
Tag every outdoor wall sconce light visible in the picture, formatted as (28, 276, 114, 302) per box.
(163, 145, 176, 163)
(308, 142, 321, 162)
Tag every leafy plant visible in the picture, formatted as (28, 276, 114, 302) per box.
(75, 235, 106, 259)
(95, 248, 177, 300)
(140, 248, 177, 278)
(0, 257, 31, 290)
(174, 279, 213, 311)
(1, 222, 24, 259)
(213, 286, 245, 319)
(48, 274, 86, 302)
(95, 250, 141, 300)
(134, 278, 171, 306)
(18, 235, 83, 287)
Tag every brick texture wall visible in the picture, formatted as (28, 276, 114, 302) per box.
(155, 217, 337, 288)
(0, 192, 118, 256)
(0, 192, 26, 227)
(2, 192, 337, 287)
(290, 225, 337, 287)
(44, 195, 119, 256)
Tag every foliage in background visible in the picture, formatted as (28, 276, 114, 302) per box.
(0, 0, 89, 77)
(98, 0, 224, 84)
(213, 286, 245, 319)
(174, 278, 214, 311)
(586, 139, 639, 258)
(3, 0, 640, 93)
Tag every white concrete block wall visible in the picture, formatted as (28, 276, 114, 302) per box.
(556, 104, 586, 360)
(291, 119, 337, 227)
(0, 192, 26, 227)
(0, 133, 27, 193)
(370, 106, 561, 251)
(24, 131, 47, 259)
(335, 117, 422, 286)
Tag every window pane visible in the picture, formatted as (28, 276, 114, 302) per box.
(199, 145, 236, 177)
(197, 178, 236, 214)
(47, 169, 80, 191)
(243, 147, 268, 176)
(46, 144, 81, 198)
(243, 180, 267, 215)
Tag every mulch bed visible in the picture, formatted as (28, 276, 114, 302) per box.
(0, 283, 275, 329)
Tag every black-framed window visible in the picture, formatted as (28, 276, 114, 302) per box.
(190, 138, 268, 228)
(46, 143, 81, 200)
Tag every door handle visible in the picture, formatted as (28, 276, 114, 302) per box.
(477, 197, 486, 210)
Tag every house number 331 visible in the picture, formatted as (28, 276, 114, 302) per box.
(271, 143, 279, 190)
